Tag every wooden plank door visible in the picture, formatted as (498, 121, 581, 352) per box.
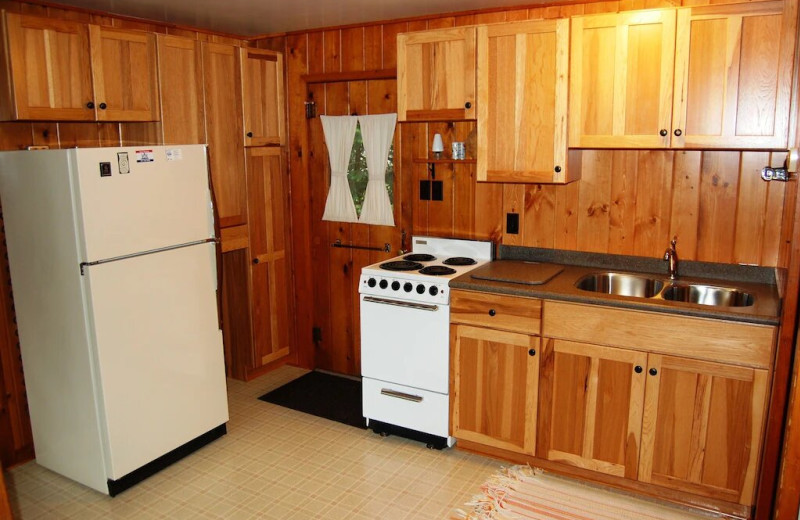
(241, 48, 285, 147)
(450, 324, 539, 454)
(3, 12, 94, 121)
(477, 19, 577, 183)
(202, 42, 247, 229)
(639, 355, 769, 505)
(89, 26, 160, 121)
(569, 10, 676, 148)
(246, 147, 292, 371)
(156, 35, 205, 144)
(397, 27, 477, 121)
(671, 2, 794, 149)
(538, 338, 647, 478)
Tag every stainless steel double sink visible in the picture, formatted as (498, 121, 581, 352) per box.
(575, 272, 754, 307)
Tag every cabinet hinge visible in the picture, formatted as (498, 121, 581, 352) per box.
(305, 101, 316, 119)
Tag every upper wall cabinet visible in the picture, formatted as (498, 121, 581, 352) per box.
(397, 27, 476, 121)
(0, 12, 160, 122)
(240, 48, 285, 147)
(570, 2, 795, 150)
(156, 34, 205, 144)
(477, 19, 579, 184)
(672, 2, 794, 149)
(569, 10, 676, 148)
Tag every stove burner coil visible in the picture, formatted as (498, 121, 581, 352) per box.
(443, 257, 477, 266)
(419, 265, 457, 276)
(379, 261, 424, 271)
(403, 253, 436, 262)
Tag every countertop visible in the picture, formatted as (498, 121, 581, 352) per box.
(450, 254, 782, 326)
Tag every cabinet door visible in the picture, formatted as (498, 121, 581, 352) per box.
(538, 338, 647, 479)
(203, 42, 247, 228)
(246, 147, 291, 369)
(569, 10, 676, 148)
(156, 35, 205, 144)
(241, 48, 285, 147)
(451, 324, 538, 455)
(89, 26, 160, 121)
(477, 19, 577, 184)
(672, 3, 793, 149)
(639, 355, 768, 505)
(397, 27, 476, 121)
(4, 13, 94, 120)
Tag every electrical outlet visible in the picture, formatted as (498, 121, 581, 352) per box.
(506, 213, 520, 234)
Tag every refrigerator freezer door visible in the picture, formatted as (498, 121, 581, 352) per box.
(83, 242, 228, 479)
(72, 145, 214, 262)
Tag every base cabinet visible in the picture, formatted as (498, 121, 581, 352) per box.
(639, 355, 768, 506)
(537, 338, 646, 480)
(450, 324, 538, 455)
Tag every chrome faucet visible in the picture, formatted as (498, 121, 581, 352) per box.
(664, 236, 678, 280)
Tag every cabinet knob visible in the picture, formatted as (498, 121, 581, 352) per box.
(659, 129, 668, 137)
(649, 367, 658, 376)
(99, 102, 107, 110)
(464, 102, 472, 109)
(673, 129, 682, 137)
(634, 365, 643, 373)
(247, 131, 253, 138)
(528, 348, 536, 357)
(554, 165, 562, 173)
(252, 258, 259, 264)
(86, 101, 95, 109)
(488, 309, 496, 316)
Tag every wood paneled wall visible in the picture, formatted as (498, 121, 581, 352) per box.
(271, 0, 797, 374)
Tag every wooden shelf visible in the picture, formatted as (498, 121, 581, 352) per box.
(412, 157, 476, 164)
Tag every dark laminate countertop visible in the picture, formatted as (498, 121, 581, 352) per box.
(450, 248, 782, 326)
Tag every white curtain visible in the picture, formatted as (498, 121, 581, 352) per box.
(358, 113, 396, 226)
(321, 115, 359, 223)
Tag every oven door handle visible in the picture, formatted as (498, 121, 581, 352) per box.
(362, 296, 439, 312)
(381, 388, 424, 403)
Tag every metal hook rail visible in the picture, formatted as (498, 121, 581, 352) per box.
(331, 239, 391, 253)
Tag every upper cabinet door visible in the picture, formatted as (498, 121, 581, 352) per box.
(397, 27, 476, 121)
(569, 10, 676, 148)
(240, 48, 285, 147)
(89, 26, 160, 121)
(3, 12, 94, 121)
(202, 42, 246, 229)
(156, 35, 205, 144)
(672, 3, 794, 149)
(477, 19, 577, 184)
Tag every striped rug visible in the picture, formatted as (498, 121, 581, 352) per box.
(452, 466, 723, 520)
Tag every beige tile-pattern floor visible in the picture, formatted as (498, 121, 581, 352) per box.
(6, 365, 502, 519)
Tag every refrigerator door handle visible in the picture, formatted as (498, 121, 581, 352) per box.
(80, 238, 219, 275)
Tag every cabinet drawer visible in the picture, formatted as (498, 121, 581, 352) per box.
(543, 301, 776, 368)
(451, 290, 541, 335)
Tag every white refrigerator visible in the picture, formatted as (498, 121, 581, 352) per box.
(0, 145, 229, 496)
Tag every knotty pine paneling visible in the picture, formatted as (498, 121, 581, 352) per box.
(277, 0, 795, 377)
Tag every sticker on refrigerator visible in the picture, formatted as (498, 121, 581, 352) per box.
(165, 148, 183, 161)
(117, 152, 130, 174)
(135, 149, 154, 163)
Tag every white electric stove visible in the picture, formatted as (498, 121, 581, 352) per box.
(359, 236, 493, 448)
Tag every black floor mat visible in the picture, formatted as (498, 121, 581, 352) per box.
(258, 371, 367, 429)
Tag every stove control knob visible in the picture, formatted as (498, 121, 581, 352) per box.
(416, 284, 425, 294)
(367, 278, 376, 288)
(391, 281, 400, 291)
(379, 279, 388, 289)
(429, 286, 439, 296)
(403, 282, 413, 292)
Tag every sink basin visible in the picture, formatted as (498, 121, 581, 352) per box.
(661, 284, 754, 307)
(575, 272, 664, 298)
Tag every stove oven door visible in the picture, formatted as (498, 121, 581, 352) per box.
(360, 294, 449, 394)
